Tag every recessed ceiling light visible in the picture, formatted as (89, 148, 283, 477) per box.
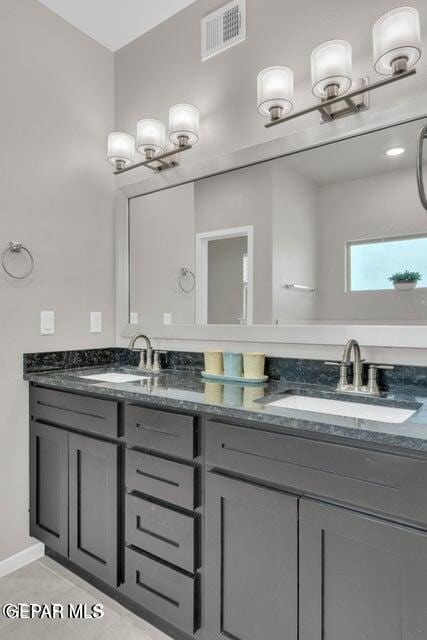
(386, 147, 405, 157)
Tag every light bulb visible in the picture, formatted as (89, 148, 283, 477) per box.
(169, 104, 199, 146)
(257, 66, 294, 119)
(137, 119, 165, 159)
(107, 132, 134, 170)
(386, 147, 405, 156)
(311, 40, 352, 99)
(373, 7, 421, 75)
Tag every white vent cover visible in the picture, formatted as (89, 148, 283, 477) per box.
(201, 0, 246, 61)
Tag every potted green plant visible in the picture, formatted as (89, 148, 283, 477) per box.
(388, 270, 422, 291)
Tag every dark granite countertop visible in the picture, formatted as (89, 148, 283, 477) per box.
(24, 365, 427, 453)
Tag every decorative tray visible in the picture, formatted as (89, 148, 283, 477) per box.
(201, 371, 268, 384)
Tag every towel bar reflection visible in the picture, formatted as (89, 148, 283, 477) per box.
(283, 283, 318, 293)
(2, 241, 34, 280)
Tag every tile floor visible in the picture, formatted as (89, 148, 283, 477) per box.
(0, 557, 173, 639)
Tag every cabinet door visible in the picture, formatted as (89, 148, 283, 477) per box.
(69, 433, 119, 586)
(300, 499, 427, 640)
(205, 472, 298, 640)
(30, 421, 68, 556)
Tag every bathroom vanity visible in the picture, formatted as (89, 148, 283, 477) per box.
(25, 359, 427, 640)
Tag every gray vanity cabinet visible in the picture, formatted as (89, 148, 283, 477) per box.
(29, 421, 69, 556)
(204, 472, 298, 640)
(299, 499, 427, 640)
(68, 433, 119, 587)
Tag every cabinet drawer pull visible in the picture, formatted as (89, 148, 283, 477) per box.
(135, 468, 180, 487)
(126, 449, 196, 509)
(126, 405, 195, 459)
(136, 516, 180, 548)
(136, 571, 180, 608)
(36, 400, 103, 421)
(136, 423, 179, 438)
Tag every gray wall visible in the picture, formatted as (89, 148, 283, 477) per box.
(317, 167, 427, 322)
(195, 163, 273, 324)
(115, 0, 427, 173)
(272, 160, 318, 323)
(130, 184, 195, 324)
(0, 0, 114, 562)
(208, 237, 247, 324)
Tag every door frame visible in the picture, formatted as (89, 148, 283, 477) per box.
(195, 225, 254, 325)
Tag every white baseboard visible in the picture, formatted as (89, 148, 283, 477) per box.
(0, 542, 45, 579)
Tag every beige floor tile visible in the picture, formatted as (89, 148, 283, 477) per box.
(38, 557, 130, 618)
(123, 612, 174, 640)
(93, 615, 167, 640)
(0, 585, 119, 640)
(0, 561, 74, 606)
(0, 558, 174, 640)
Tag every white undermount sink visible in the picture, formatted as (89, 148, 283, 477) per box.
(81, 373, 149, 383)
(267, 395, 416, 424)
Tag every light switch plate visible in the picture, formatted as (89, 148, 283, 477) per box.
(163, 313, 172, 325)
(130, 312, 139, 325)
(41, 311, 55, 335)
(90, 311, 102, 333)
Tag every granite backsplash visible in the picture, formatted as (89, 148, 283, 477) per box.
(23, 347, 427, 392)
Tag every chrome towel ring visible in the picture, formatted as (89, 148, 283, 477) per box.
(2, 241, 34, 279)
(178, 267, 195, 293)
(417, 123, 427, 211)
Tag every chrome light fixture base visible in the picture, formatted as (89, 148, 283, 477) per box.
(113, 144, 191, 175)
(266, 68, 416, 129)
(319, 77, 370, 123)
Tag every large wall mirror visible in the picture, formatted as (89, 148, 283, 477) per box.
(129, 117, 427, 327)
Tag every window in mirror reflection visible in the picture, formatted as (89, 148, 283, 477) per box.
(348, 235, 427, 291)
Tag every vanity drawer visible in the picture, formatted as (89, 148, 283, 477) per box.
(126, 494, 197, 573)
(125, 405, 196, 459)
(30, 387, 118, 438)
(206, 420, 427, 526)
(124, 547, 197, 635)
(126, 448, 197, 510)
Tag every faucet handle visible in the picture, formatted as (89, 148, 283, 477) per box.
(325, 361, 348, 366)
(368, 364, 394, 371)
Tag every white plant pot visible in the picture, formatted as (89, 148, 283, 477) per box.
(393, 281, 417, 290)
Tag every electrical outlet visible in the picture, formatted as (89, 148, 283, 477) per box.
(90, 312, 102, 333)
(41, 311, 55, 335)
(130, 312, 139, 325)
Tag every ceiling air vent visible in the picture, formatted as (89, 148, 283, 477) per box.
(201, 0, 246, 61)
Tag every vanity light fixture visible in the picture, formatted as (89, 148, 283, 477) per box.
(259, 6, 422, 128)
(311, 40, 352, 100)
(107, 104, 200, 174)
(257, 66, 294, 120)
(386, 147, 405, 156)
(137, 119, 166, 159)
(107, 132, 135, 171)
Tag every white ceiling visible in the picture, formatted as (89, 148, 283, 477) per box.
(37, 0, 198, 52)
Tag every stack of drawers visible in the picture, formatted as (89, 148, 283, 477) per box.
(123, 404, 200, 635)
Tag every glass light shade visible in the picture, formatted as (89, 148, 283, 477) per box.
(169, 104, 199, 146)
(107, 132, 134, 167)
(137, 119, 165, 155)
(311, 40, 352, 98)
(373, 7, 421, 75)
(257, 66, 294, 117)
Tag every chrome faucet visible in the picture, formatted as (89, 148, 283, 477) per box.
(341, 339, 364, 393)
(326, 339, 394, 396)
(128, 334, 153, 371)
